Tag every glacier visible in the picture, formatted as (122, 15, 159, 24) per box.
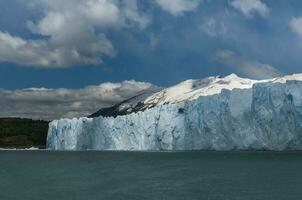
(47, 74, 302, 150)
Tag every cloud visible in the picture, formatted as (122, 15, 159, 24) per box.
(230, 0, 269, 18)
(215, 49, 282, 79)
(0, 0, 150, 68)
(200, 18, 227, 37)
(0, 80, 159, 120)
(289, 17, 302, 37)
(0, 31, 115, 67)
(155, 0, 201, 16)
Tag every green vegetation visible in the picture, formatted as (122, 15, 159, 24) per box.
(0, 118, 49, 149)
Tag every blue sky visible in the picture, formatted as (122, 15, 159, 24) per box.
(1, 0, 302, 90)
(1, 0, 302, 119)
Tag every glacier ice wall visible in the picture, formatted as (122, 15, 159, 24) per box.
(47, 80, 302, 150)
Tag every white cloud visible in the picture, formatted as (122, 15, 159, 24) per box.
(122, 0, 150, 29)
(200, 18, 227, 37)
(215, 49, 282, 79)
(0, 31, 115, 67)
(0, 0, 150, 68)
(230, 0, 269, 18)
(155, 0, 201, 16)
(289, 17, 302, 37)
(0, 80, 158, 120)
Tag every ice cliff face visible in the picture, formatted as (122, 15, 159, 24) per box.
(47, 74, 302, 150)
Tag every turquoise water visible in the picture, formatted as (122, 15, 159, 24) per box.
(0, 151, 302, 200)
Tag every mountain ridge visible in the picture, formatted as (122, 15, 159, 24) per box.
(89, 73, 302, 118)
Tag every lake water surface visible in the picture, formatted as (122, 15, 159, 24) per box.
(0, 151, 302, 200)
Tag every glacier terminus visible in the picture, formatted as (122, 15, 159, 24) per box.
(47, 73, 302, 151)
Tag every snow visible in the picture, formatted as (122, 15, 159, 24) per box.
(47, 73, 302, 151)
(143, 73, 268, 106)
(273, 73, 302, 83)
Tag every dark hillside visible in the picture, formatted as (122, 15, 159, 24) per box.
(0, 118, 49, 149)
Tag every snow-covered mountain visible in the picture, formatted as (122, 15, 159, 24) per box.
(47, 73, 302, 150)
(90, 74, 264, 117)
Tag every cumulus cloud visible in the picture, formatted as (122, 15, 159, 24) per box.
(230, 0, 269, 18)
(155, 0, 201, 16)
(0, 31, 115, 67)
(215, 49, 282, 79)
(289, 17, 302, 37)
(0, 0, 150, 67)
(0, 80, 158, 120)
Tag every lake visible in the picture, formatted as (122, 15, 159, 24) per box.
(0, 151, 301, 200)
